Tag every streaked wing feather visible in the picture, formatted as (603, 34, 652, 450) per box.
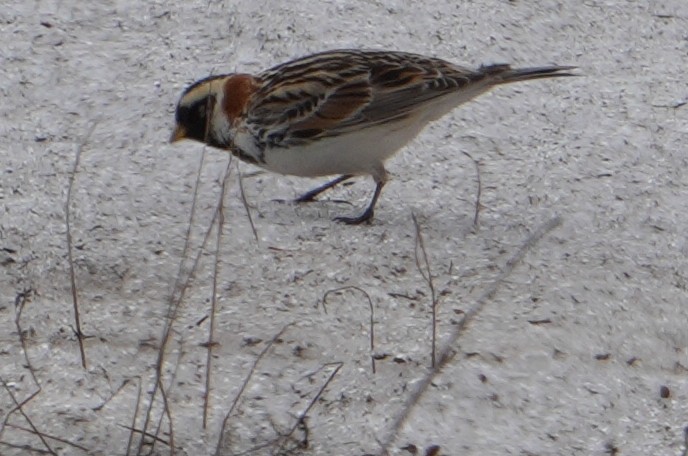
(358, 60, 474, 123)
(249, 50, 480, 147)
(289, 77, 372, 132)
(248, 72, 372, 144)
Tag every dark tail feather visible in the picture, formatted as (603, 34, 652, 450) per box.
(479, 64, 578, 84)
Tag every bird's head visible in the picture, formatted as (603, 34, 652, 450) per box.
(170, 75, 231, 147)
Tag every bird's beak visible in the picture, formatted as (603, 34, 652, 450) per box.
(170, 125, 186, 143)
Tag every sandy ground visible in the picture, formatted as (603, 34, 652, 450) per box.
(1, 0, 687, 455)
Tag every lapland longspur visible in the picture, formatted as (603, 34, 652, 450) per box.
(171, 49, 575, 224)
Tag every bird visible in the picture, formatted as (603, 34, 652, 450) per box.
(170, 49, 575, 224)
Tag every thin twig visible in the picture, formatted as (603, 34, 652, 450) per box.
(0, 441, 53, 454)
(0, 387, 41, 438)
(92, 378, 132, 412)
(234, 363, 344, 456)
(215, 324, 292, 456)
(412, 213, 438, 368)
(236, 161, 259, 242)
(275, 362, 343, 454)
(203, 164, 233, 429)
(151, 337, 187, 456)
(118, 425, 169, 446)
(157, 378, 175, 455)
(171, 150, 207, 306)
(0, 378, 55, 455)
(125, 377, 142, 456)
(379, 215, 563, 454)
(14, 289, 39, 386)
(322, 286, 376, 374)
(5, 423, 90, 453)
(462, 152, 482, 227)
(651, 99, 687, 109)
(65, 121, 98, 369)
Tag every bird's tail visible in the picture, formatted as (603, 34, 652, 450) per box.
(479, 64, 578, 84)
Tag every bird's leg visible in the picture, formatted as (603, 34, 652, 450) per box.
(334, 181, 385, 224)
(295, 175, 353, 203)
(334, 166, 387, 225)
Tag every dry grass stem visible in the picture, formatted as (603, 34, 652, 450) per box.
(65, 121, 99, 369)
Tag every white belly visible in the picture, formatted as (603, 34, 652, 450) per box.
(261, 115, 427, 177)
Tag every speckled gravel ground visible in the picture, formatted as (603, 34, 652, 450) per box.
(1, 1, 687, 455)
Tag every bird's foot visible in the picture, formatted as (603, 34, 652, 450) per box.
(334, 209, 374, 225)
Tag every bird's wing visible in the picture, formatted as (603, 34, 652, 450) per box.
(247, 50, 479, 147)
